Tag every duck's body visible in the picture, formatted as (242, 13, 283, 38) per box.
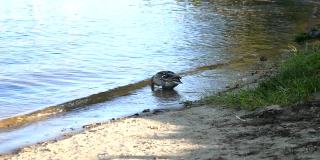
(151, 71, 182, 90)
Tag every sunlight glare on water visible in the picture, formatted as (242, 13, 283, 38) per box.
(1, 0, 227, 118)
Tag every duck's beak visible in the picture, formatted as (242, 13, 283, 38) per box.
(173, 79, 182, 84)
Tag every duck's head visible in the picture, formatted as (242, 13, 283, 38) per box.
(158, 71, 182, 83)
(168, 75, 182, 85)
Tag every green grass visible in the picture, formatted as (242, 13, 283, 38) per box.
(202, 45, 320, 110)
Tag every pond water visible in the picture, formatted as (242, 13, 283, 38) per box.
(0, 0, 313, 153)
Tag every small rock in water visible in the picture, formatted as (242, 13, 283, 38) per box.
(259, 56, 268, 61)
(308, 28, 320, 39)
(183, 101, 193, 107)
(82, 125, 90, 129)
(153, 109, 169, 114)
(251, 70, 258, 76)
(142, 109, 150, 113)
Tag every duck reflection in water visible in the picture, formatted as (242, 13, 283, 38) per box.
(152, 89, 181, 101)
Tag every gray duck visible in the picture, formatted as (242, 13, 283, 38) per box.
(151, 71, 182, 91)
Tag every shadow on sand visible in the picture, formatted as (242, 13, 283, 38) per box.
(101, 101, 320, 160)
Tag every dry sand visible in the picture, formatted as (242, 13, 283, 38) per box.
(1, 103, 320, 160)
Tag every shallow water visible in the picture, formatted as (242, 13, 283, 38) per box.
(0, 0, 313, 153)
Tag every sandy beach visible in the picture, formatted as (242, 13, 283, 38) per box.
(1, 100, 320, 160)
(2, 106, 239, 160)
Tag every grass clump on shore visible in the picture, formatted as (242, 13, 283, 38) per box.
(202, 45, 320, 110)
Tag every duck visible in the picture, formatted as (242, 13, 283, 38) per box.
(151, 71, 182, 91)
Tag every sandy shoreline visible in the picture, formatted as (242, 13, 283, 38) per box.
(1, 100, 319, 160)
(1, 106, 239, 160)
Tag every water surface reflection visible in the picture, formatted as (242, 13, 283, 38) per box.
(152, 89, 181, 101)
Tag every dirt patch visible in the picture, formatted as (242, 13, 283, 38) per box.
(219, 101, 320, 160)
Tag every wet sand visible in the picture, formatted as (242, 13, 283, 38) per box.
(1, 99, 320, 160)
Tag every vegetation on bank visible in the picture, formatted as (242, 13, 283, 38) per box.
(202, 44, 320, 110)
